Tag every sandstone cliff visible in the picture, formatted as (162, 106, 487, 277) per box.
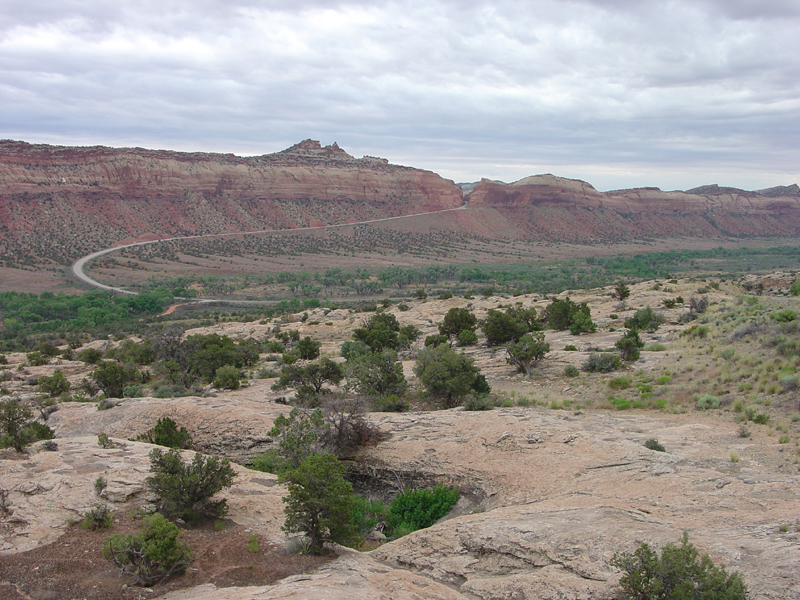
(0, 139, 463, 263)
(466, 175, 800, 243)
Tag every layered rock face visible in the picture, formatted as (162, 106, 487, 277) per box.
(0, 139, 463, 262)
(466, 175, 800, 242)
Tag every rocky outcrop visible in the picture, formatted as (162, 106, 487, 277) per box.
(0, 139, 463, 263)
(0, 436, 286, 553)
(465, 175, 800, 242)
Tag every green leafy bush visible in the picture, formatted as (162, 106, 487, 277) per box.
(608, 377, 632, 390)
(771, 309, 797, 323)
(389, 484, 459, 533)
(213, 364, 242, 390)
(582, 353, 623, 373)
(280, 453, 359, 554)
(564, 344, 578, 351)
(146, 448, 237, 522)
(102, 513, 192, 587)
(136, 417, 192, 449)
(563, 365, 580, 377)
(610, 531, 746, 600)
(696, 394, 720, 410)
(624, 306, 666, 332)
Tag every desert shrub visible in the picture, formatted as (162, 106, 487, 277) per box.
(388, 484, 459, 533)
(752, 412, 770, 425)
(344, 349, 407, 398)
(296, 336, 321, 360)
(624, 307, 665, 332)
(689, 295, 709, 314)
(372, 394, 409, 412)
(102, 512, 192, 587)
(456, 329, 478, 347)
(696, 394, 720, 410)
(608, 377, 632, 390)
(463, 394, 494, 411)
(564, 344, 578, 351)
(424, 334, 449, 347)
(280, 453, 359, 555)
(41, 440, 58, 451)
(26, 351, 49, 366)
(414, 345, 479, 408)
(610, 531, 746, 600)
(136, 417, 192, 449)
(506, 332, 550, 377)
(771, 309, 797, 323)
(791, 278, 800, 296)
(97, 433, 116, 448)
(682, 325, 709, 339)
(656, 375, 672, 385)
(81, 504, 114, 531)
(544, 297, 595, 334)
(616, 329, 644, 362)
(582, 353, 623, 373)
(439, 307, 478, 340)
(0, 398, 54, 452)
(351, 495, 389, 537)
(78, 347, 104, 364)
(249, 449, 287, 475)
(123, 384, 142, 398)
(644, 343, 667, 352)
(482, 309, 528, 346)
(213, 364, 241, 390)
(95, 476, 107, 494)
(644, 438, 666, 452)
(271, 358, 344, 402)
(780, 375, 798, 392)
(612, 398, 631, 410)
(37, 371, 70, 397)
(471, 373, 492, 395)
(146, 448, 236, 521)
(563, 365, 580, 377)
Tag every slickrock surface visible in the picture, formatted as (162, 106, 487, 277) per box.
(0, 437, 286, 554)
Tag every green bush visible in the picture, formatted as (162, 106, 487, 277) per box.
(81, 504, 114, 531)
(771, 309, 797, 323)
(696, 394, 720, 410)
(102, 513, 192, 587)
(280, 453, 359, 555)
(136, 417, 192, 449)
(146, 448, 237, 522)
(624, 306, 665, 332)
(616, 329, 644, 362)
(611, 531, 746, 600)
(389, 484, 459, 533)
(582, 353, 623, 373)
(563, 365, 580, 377)
(564, 344, 578, 351)
(656, 375, 672, 385)
(608, 377, 632, 390)
(213, 364, 242, 390)
(372, 394, 409, 412)
(456, 329, 478, 347)
(644, 438, 666, 452)
(463, 394, 494, 411)
(612, 398, 631, 410)
(249, 449, 287, 475)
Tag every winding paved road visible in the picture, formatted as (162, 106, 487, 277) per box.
(71, 205, 468, 295)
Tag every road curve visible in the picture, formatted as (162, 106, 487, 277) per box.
(71, 205, 468, 295)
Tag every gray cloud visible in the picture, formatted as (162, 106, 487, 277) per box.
(1, 0, 797, 191)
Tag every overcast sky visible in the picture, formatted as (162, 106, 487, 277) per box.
(2, 0, 798, 191)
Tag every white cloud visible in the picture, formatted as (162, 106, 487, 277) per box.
(0, 0, 797, 190)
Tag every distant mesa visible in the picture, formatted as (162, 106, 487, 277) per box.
(0, 138, 798, 265)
